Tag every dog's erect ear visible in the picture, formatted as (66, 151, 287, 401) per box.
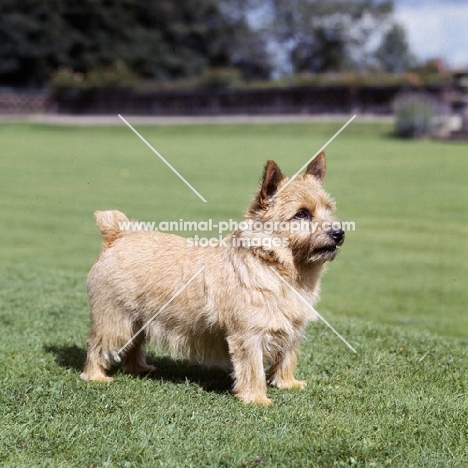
(259, 160, 284, 204)
(305, 151, 326, 183)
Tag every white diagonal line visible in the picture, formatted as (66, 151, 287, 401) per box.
(118, 114, 207, 203)
(117, 266, 206, 355)
(275, 114, 356, 197)
(270, 267, 357, 353)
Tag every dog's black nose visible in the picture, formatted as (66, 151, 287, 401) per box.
(330, 229, 345, 244)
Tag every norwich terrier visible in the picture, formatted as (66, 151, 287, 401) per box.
(80, 151, 344, 405)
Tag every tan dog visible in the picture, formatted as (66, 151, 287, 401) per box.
(80, 152, 344, 405)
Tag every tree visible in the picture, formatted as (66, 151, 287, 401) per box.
(0, 0, 271, 86)
(248, 0, 394, 74)
(0, 0, 69, 86)
(375, 23, 416, 73)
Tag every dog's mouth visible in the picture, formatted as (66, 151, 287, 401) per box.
(308, 245, 339, 262)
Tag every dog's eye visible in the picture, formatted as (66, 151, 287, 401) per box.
(293, 209, 311, 220)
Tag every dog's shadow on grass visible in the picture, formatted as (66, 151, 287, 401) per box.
(145, 355, 233, 393)
(44, 345, 233, 394)
(44, 344, 87, 372)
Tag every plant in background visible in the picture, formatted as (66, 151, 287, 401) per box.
(393, 92, 437, 138)
(49, 61, 137, 97)
(375, 23, 416, 74)
(197, 68, 242, 89)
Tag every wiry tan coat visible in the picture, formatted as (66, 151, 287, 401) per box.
(81, 152, 344, 405)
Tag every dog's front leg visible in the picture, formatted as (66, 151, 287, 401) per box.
(227, 334, 271, 406)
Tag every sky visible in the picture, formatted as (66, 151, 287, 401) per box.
(394, 0, 468, 68)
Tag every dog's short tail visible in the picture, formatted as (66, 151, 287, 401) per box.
(94, 210, 129, 250)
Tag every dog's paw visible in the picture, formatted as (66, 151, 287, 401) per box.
(143, 364, 156, 373)
(80, 371, 113, 383)
(125, 364, 156, 375)
(255, 396, 272, 406)
(236, 394, 272, 406)
(271, 378, 307, 390)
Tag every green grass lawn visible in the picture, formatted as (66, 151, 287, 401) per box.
(1, 121, 467, 467)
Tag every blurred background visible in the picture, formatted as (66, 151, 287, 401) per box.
(0, 0, 467, 138)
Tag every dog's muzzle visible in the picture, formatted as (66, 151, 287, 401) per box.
(329, 228, 345, 246)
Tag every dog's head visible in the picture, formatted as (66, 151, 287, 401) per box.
(239, 152, 344, 264)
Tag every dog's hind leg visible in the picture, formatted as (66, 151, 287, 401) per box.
(122, 325, 156, 376)
(80, 331, 118, 382)
(80, 308, 137, 382)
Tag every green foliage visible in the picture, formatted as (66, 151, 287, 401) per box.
(0, 0, 66, 86)
(284, 71, 428, 87)
(394, 92, 437, 138)
(197, 67, 243, 88)
(410, 59, 451, 85)
(0, 0, 426, 87)
(49, 61, 137, 96)
(251, 0, 394, 73)
(143, 71, 451, 91)
(0, 121, 468, 466)
(375, 23, 416, 73)
(0, 0, 269, 86)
